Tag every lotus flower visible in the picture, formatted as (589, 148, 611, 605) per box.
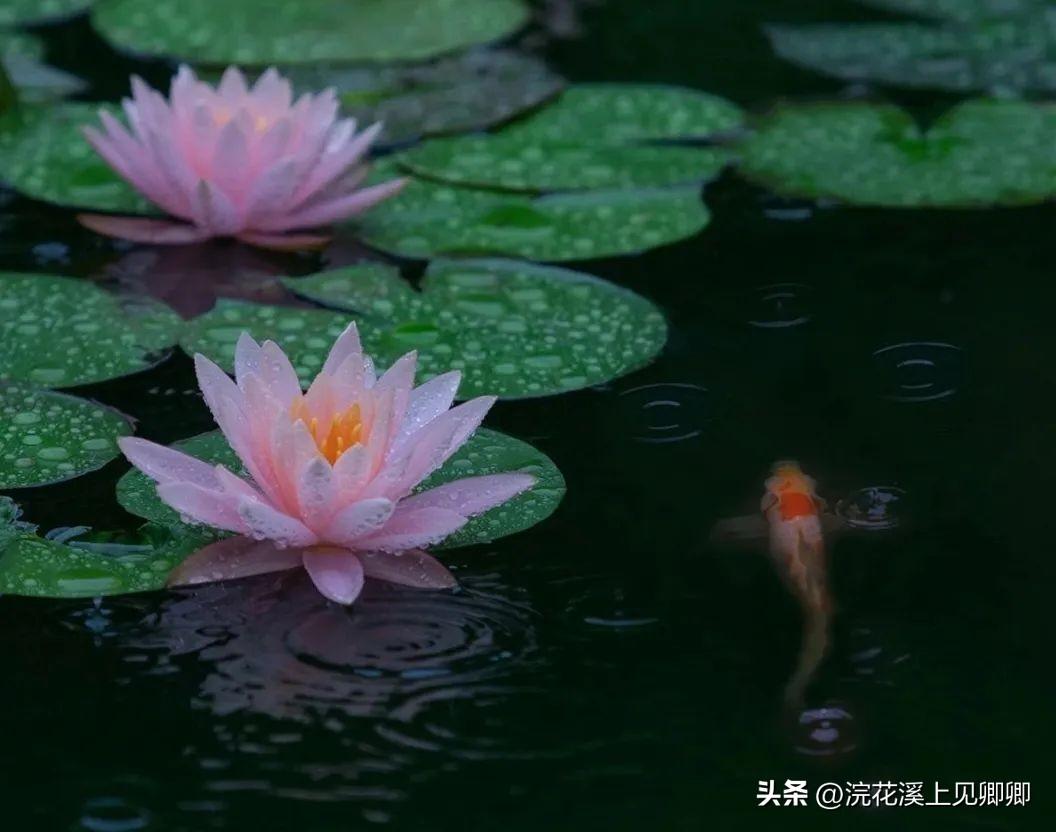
(118, 324, 535, 604)
(78, 66, 407, 250)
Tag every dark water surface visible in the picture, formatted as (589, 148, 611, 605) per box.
(1, 1, 1052, 829)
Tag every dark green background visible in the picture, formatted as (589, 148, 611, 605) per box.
(0, 0, 1050, 829)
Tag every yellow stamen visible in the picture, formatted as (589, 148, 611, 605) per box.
(290, 399, 364, 464)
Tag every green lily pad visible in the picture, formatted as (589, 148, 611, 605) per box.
(355, 175, 710, 261)
(277, 50, 564, 146)
(0, 273, 181, 388)
(92, 0, 531, 65)
(180, 301, 353, 387)
(0, 0, 94, 26)
(0, 383, 131, 489)
(116, 428, 564, 549)
(0, 524, 216, 599)
(399, 135, 730, 192)
(501, 84, 745, 144)
(739, 99, 1056, 207)
(0, 102, 150, 213)
(768, 17, 1056, 95)
(284, 259, 667, 398)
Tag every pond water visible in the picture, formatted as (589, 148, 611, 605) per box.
(0, 0, 1051, 829)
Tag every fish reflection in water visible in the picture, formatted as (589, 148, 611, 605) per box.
(711, 462, 897, 709)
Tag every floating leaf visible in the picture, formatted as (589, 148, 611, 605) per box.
(116, 428, 564, 549)
(0, 0, 93, 26)
(285, 259, 667, 398)
(0, 102, 149, 213)
(279, 50, 564, 146)
(501, 84, 745, 144)
(0, 383, 131, 489)
(355, 174, 709, 261)
(0, 525, 216, 598)
(739, 100, 1056, 207)
(0, 273, 180, 387)
(397, 84, 742, 192)
(92, 0, 531, 65)
(179, 301, 352, 387)
(768, 17, 1056, 94)
(399, 135, 730, 192)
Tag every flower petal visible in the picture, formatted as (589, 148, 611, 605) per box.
(157, 482, 247, 533)
(77, 214, 212, 245)
(272, 177, 408, 231)
(321, 321, 363, 376)
(237, 497, 317, 547)
(356, 506, 467, 553)
(322, 497, 394, 545)
(398, 473, 536, 518)
(302, 547, 364, 604)
(359, 549, 457, 590)
(166, 536, 302, 588)
(394, 370, 461, 452)
(118, 436, 219, 489)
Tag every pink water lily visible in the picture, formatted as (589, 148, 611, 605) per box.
(119, 324, 535, 604)
(79, 65, 407, 250)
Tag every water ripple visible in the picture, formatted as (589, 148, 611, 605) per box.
(617, 383, 711, 443)
(872, 341, 963, 403)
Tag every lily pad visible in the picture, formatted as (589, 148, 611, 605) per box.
(0, 102, 150, 213)
(180, 301, 353, 387)
(739, 99, 1056, 207)
(92, 0, 531, 65)
(0, 383, 131, 489)
(116, 428, 564, 549)
(501, 84, 746, 144)
(0, 273, 181, 387)
(768, 17, 1056, 95)
(0, 524, 216, 598)
(399, 135, 731, 192)
(0, 0, 94, 26)
(280, 50, 564, 146)
(355, 175, 710, 261)
(284, 259, 668, 398)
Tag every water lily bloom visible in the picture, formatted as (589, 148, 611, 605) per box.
(118, 324, 535, 604)
(78, 65, 407, 250)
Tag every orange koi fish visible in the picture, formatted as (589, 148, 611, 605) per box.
(711, 461, 833, 707)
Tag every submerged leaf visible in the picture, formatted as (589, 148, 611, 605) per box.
(1, 32, 86, 103)
(354, 173, 709, 261)
(116, 428, 564, 549)
(92, 0, 532, 65)
(858, 0, 1045, 21)
(0, 273, 180, 387)
(0, 383, 131, 489)
(285, 259, 668, 398)
(739, 99, 1056, 206)
(276, 50, 564, 145)
(0, 102, 150, 212)
(768, 17, 1056, 95)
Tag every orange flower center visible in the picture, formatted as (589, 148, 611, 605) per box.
(291, 400, 364, 464)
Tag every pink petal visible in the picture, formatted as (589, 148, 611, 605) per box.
(331, 444, 371, 497)
(233, 331, 264, 387)
(394, 370, 461, 452)
(321, 322, 363, 375)
(258, 339, 304, 401)
(217, 66, 250, 102)
(290, 121, 382, 207)
(237, 497, 317, 547)
(322, 497, 395, 545)
(193, 179, 243, 234)
(166, 536, 303, 588)
(302, 547, 365, 604)
(77, 214, 212, 245)
(211, 120, 250, 203)
(296, 456, 335, 532)
(193, 353, 247, 435)
(356, 506, 467, 553)
(399, 473, 535, 518)
(373, 351, 418, 431)
(118, 436, 220, 489)
(156, 482, 247, 533)
(243, 157, 300, 222)
(359, 549, 457, 590)
(235, 230, 332, 251)
(269, 177, 408, 231)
